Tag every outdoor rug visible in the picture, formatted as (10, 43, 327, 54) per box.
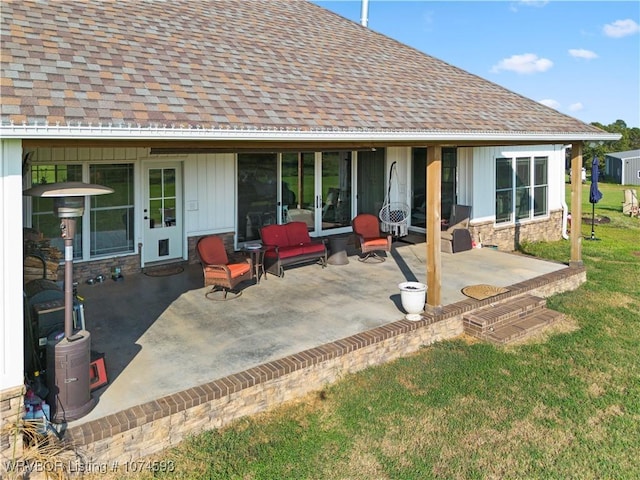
(143, 264, 185, 277)
(462, 284, 509, 300)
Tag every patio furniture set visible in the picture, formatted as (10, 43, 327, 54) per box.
(196, 206, 473, 300)
(195, 215, 390, 300)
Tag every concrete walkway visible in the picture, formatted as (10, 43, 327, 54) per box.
(72, 243, 567, 426)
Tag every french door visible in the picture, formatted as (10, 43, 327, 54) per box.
(143, 162, 183, 264)
(317, 151, 353, 235)
(279, 152, 353, 236)
(238, 151, 355, 243)
(281, 152, 316, 232)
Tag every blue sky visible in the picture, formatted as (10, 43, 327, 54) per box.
(313, 1, 640, 128)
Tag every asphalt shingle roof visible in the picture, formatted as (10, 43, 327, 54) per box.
(1, 0, 605, 135)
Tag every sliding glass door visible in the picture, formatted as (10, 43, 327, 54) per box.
(356, 149, 385, 216)
(410, 147, 457, 229)
(318, 151, 352, 234)
(238, 150, 361, 242)
(237, 153, 278, 243)
(281, 152, 316, 231)
(281, 151, 353, 235)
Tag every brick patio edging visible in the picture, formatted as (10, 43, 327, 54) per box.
(60, 265, 586, 464)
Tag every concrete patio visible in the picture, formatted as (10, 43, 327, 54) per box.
(72, 240, 570, 427)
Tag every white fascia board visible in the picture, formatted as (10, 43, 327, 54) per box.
(0, 124, 621, 143)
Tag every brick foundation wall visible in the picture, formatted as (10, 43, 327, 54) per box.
(61, 265, 585, 466)
(470, 210, 564, 251)
(67, 315, 463, 463)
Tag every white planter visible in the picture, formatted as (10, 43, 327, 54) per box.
(398, 281, 427, 321)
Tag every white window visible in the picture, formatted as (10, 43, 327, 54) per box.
(495, 156, 548, 224)
(29, 163, 135, 259)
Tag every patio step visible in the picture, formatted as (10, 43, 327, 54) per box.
(463, 295, 563, 345)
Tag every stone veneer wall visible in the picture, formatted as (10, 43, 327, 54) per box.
(56, 265, 585, 466)
(69, 252, 142, 284)
(187, 232, 235, 264)
(0, 385, 25, 465)
(46, 232, 236, 284)
(470, 209, 564, 251)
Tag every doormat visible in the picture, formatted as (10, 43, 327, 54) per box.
(144, 264, 185, 277)
(396, 233, 426, 245)
(462, 284, 509, 301)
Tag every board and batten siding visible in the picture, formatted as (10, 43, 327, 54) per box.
(185, 152, 236, 236)
(456, 147, 474, 207)
(24, 147, 238, 246)
(624, 157, 640, 186)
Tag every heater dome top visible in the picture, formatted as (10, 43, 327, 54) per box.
(23, 182, 113, 197)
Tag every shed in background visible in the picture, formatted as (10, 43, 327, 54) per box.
(605, 149, 640, 186)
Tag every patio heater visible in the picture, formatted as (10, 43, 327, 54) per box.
(24, 182, 113, 422)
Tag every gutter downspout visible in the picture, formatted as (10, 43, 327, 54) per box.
(561, 145, 570, 239)
(561, 200, 569, 240)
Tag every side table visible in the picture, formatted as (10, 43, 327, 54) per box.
(243, 246, 267, 284)
(327, 235, 350, 265)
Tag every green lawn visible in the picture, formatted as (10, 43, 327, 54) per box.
(117, 183, 639, 480)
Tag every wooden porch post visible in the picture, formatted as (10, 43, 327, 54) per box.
(570, 142, 583, 266)
(426, 145, 442, 308)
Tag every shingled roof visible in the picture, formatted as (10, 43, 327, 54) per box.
(1, 0, 609, 139)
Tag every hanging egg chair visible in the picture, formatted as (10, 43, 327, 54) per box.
(379, 161, 410, 238)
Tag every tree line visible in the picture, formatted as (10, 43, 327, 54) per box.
(582, 119, 640, 168)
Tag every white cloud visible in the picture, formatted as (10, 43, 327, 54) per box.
(539, 99, 561, 110)
(603, 19, 640, 38)
(421, 10, 434, 32)
(569, 49, 598, 60)
(568, 102, 584, 112)
(519, 0, 549, 6)
(491, 53, 553, 74)
(510, 0, 548, 11)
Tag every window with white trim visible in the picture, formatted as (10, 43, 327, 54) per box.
(495, 156, 548, 224)
(30, 164, 84, 258)
(89, 164, 135, 256)
(29, 163, 135, 259)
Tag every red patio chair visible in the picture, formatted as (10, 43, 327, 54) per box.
(196, 235, 253, 300)
(352, 213, 392, 262)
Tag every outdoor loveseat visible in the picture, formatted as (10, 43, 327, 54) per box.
(260, 222, 327, 277)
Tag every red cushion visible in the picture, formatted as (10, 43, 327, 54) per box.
(286, 222, 311, 245)
(277, 245, 305, 258)
(264, 249, 278, 259)
(228, 263, 251, 278)
(363, 238, 389, 248)
(353, 214, 380, 238)
(261, 224, 290, 248)
(302, 243, 326, 255)
(197, 236, 229, 265)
